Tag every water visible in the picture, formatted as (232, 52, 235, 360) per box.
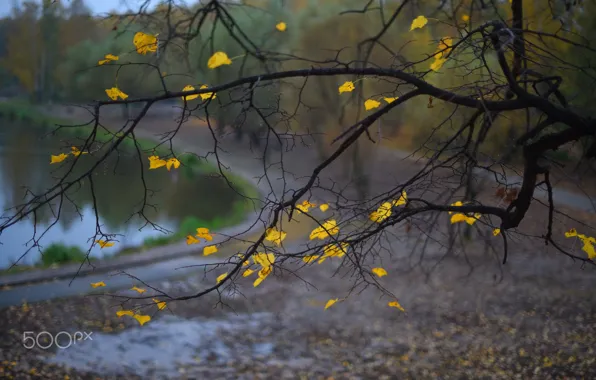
(0, 124, 242, 268)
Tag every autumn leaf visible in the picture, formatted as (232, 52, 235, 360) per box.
(133, 314, 151, 326)
(309, 219, 339, 240)
(564, 228, 578, 238)
(153, 298, 167, 310)
(493, 228, 501, 236)
(324, 298, 339, 310)
(242, 269, 255, 277)
(265, 227, 287, 246)
(372, 267, 388, 278)
(319, 203, 329, 212)
(296, 200, 316, 213)
(182, 85, 199, 101)
(50, 153, 69, 164)
(448, 200, 465, 214)
(203, 245, 218, 256)
(392, 191, 408, 206)
(199, 85, 216, 100)
(302, 255, 320, 264)
(166, 158, 180, 171)
(216, 272, 228, 284)
(105, 87, 128, 100)
(253, 277, 265, 287)
(430, 57, 447, 72)
(207, 51, 232, 69)
(196, 227, 213, 241)
(581, 239, 596, 260)
(318, 243, 349, 263)
(186, 235, 199, 245)
(276, 22, 287, 32)
(388, 300, 405, 312)
(258, 266, 272, 278)
(116, 310, 134, 317)
(410, 15, 428, 31)
(133, 31, 158, 55)
(71, 146, 88, 157)
(98, 53, 119, 65)
(148, 155, 167, 169)
(90, 281, 106, 288)
(461, 14, 470, 22)
(370, 202, 393, 223)
(435, 37, 453, 58)
(338, 81, 355, 94)
(95, 240, 114, 248)
(253, 252, 275, 268)
(131, 286, 145, 294)
(384, 97, 398, 103)
(364, 99, 381, 111)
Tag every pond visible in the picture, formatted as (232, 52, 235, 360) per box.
(0, 122, 246, 269)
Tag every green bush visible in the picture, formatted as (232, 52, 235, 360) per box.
(39, 243, 87, 266)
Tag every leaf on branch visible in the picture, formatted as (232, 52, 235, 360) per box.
(133, 314, 151, 326)
(90, 281, 106, 288)
(384, 97, 398, 104)
(364, 99, 381, 110)
(372, 267, 388, 278)
(216, 273, 228, 284)
(105, 87, 128, 100)
(131, 286, 146, 294)
(182, 85, 199, 101)
(318, 242, 348, 263)
(148, 155, 167, 169)
(338, 81, 355, 94)
(71, 146, 89, 157)
(133, 32, 158, 55)
(203, 245, 218, 256)
(96, 240, 115, 248)
(303, 255, 320, 264)
(98, 53, 119, 65)
(410, 15, 428, 31)
(196, 228, 213, 241)
(370, 202, 393, 223)
(186, 235, 200, 245)
(564, 229, 596, 260)
(324, 298, 339, 310)
(242, 269, 255, 277)
(493, 228, 501, 236)
(319, 203, 329, 212)
(166, 158, 180, 171)
(388, 300, 405, 312)
(207, 51, 232, 69)
(430, 57, 447, 72)
(253, 252, 275, 268)
(392, 191, 408, 206)
(153, 298, 167, 310)
(50, 153, 69, 164)
(309, 219, 339, 240)
(116, 310, 134, 317)
(296, 200, 316, 213)
(265, 228, 287, 246)
(276, 22, 287, 32)
(199, 85, 216, 100)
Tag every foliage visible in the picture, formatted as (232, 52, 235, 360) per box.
(39, 243, 87, 267)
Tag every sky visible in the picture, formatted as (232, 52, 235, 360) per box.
(0, 0, 183, 17)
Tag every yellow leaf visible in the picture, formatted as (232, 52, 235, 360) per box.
(450, 213, 467, 224)
(461, 14, 470, 22)
(116, 310, 134, 317)
(98, 53, 119, 65)
(388, 300, 405, 312)
(372, 267, 388, 278)
(435, 37, 453, 58)
(166, 158, 180, 171)
(430, 57, 447, 72)
(253, 276, 265, 287)
(196, 227, 213, 241)
(392, 191, 408, 206)
(186, 235, 200, 245)
(448, 201, 465, 214)
(182, 85, 199, 101)
(364, 99, 381, 111)
(71, 146, 88, 157)
(131, 286, 145, 294)
(254, 252, 275, 268)
(303, 255, 321, 264)
(276, 22, 287, 32)
(319, 204, 329, 212)
(216, 272, 228, 284)
(318, 242, 348, 264)
(581, 239, 596, 260)
(207, 51, 232, 69)
(95, 240, 115, 248)
(133, 314, 151, 326)
(90, 281, 106, 288)
(465, 213, 481, 225)
(203, 245, 218, 256)
(338, 81, 355, 94)
(384, 97, 398, 103)
(493, 228, 501, 236)
(296, 200, 316, 213)
(133, 31, 158, 55)
(309, 219, 339, 240)
(148, 155, 167, 169)
(324, 298, 339, 310)
(242, 269, 255, 277)
(50, 153, 69, 164)
(105, 87, 128, 100)
(564, 228, 577, 238)
(370, 202, 393, 223)
(265, 228, 286, 246)
(410, 15, 428, 31)
(199, 84, 216, 100)
(153, 298, 167, 310)
(258, 266, 272, 279)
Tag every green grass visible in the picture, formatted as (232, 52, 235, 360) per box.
(0, 100, 260, 269)
(1, 243, 93, 275)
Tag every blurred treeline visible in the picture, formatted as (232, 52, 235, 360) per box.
(0, 0, 595, 160)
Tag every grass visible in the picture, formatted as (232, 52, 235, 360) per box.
(0, 100, 260, 273)
(1, 243, 92, 275)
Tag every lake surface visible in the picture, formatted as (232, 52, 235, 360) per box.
(0, 123, 242, 268)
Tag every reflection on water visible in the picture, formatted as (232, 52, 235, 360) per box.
(0, 123, 241, 268)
